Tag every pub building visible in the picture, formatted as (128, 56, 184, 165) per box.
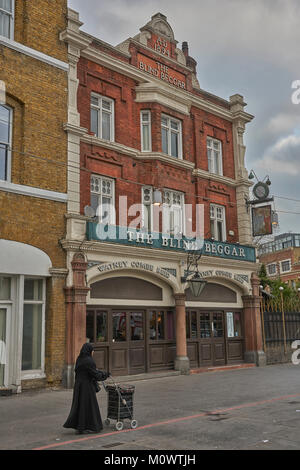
(60, 10, 265, 387)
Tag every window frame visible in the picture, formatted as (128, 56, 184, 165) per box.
(90, 93, 115, 142)
(0, 103, 13, 182)
(90, 174, 116, 225)
(280, 259, 291, 274)
(210, 204, 226, 242)
(207, 136, 223, 176)
(0, 0, 14, 40)
(267, 263, 277, 276)
(140, 110, 152, 152)
(162, 189, 185, 236)
(21, 277, 46, 380)
(161, 113, 182, 159)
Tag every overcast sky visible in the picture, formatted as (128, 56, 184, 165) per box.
(68, 0, 300, 236)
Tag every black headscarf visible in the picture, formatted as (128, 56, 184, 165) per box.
(75, 343, 94, 371)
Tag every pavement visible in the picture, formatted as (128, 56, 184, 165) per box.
(1, 363, 300, 452)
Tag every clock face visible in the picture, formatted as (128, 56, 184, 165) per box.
(253, 182, 269, 200)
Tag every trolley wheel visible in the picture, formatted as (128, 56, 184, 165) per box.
(104, 418, 110, 426)
(115, 421, 124, 431)
(130, 420, 138, 429)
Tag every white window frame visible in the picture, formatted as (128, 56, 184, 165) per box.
(161, 114, 182, 159)
(207, 137, 223, 176)
(0, 0, 14, 40)
(280, 259, 291, 274)
(90, 174, 116, 225)
(141, 186, 153, 232)
(210, 204, 226, 242)
(141, 110, 152, 152)
(267, 263, 277, 276)
(162, 189, 185, 236)
(90, 93, 114, 142)
(21, 277, 46, 380)
(0, 103, 13, 182)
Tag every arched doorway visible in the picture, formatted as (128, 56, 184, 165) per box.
(87, 274, 177, 376)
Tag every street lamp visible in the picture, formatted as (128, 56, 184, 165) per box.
(181, 250, 207, 297)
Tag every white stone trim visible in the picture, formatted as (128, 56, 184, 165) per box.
(0, 180, 68, 203)
(0, 36, 69, 71)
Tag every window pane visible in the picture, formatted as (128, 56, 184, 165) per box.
(213, 313, 223, 337)
(112, 312, 126, 342)
(200, 313, 210, 338)
(0, 144, 7, 180)
(0, 308, 7, 387)
(161, 127, 168, 154)
(167, 311, 174, 339)
(90, 193, 99, 213)
(102, 111, 111, 140)
(0, 106, 10, 142)
(102, 99, 111, 111)
(157, 311, 164, 339)
(214, 151, 219, 174)
(86, 311, 94, 343)
(101, 196, 112, 223)
(149, 311, 157, 340)
(217, 220, 223, 241)
(0, 277, 11, 300)
(91, 108, 98, 136)
(170, 120, 179, 130)
(24, 279, 43, 301)
(0, 12, 10, 38)
(234, 313, 242, 337)
(191, 311, 197, 338)
(141, 112, 149, 123)
(96, 311, 107, 342)
(130, 312, 143, 341)
(161, 116, 168, 127)
(0, 0, 12, 12)
(22, 304, 42, 370)
(142, 124, 150, 151)
(171, 131, 179, 157)
(91, 95, 99, 106)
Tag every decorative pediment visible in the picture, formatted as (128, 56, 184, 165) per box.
(140, 13, 176, 42)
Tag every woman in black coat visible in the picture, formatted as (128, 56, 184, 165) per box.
(63, 343, 109, 434)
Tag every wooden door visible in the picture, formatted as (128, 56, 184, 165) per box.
(199, 312, 226, 366)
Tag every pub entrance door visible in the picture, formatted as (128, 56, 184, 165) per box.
(110, 310, 146, 376)
(186, 310, 226, 367)
(199, 312, 226, 366)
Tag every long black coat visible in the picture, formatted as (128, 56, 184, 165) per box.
(63, 355, 109, 433)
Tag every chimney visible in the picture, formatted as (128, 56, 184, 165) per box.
(182, 41, 189, 57)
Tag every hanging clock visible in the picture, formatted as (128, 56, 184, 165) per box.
(253, 182, 270, 200)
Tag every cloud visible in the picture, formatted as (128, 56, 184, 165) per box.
(257, 134, 300, 175)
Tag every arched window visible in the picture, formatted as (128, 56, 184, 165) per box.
(0, 104, 12, 181)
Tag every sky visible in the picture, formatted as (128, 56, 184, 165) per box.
(68, 0, 300, 236)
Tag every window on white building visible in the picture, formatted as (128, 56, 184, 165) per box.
(162, 189, 184, 236)
(90, 93, 114, 141)
(161, 114, 182, 159)
(141, 110, 151, 152)
(280, 259, 291, 273)
(207, 137, 223, 175)
(210, 204, 226, 241)
(91, 174, 115, 224)
(0, 0, 14, 39)
(267, 263, 277, 276)
(0, 104, 12, 181)
(22, 279, 45, 373)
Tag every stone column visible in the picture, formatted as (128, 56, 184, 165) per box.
(64, 253, 90, 388)
(174, 293, 190, 374)
(242, 273, 266, 366)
